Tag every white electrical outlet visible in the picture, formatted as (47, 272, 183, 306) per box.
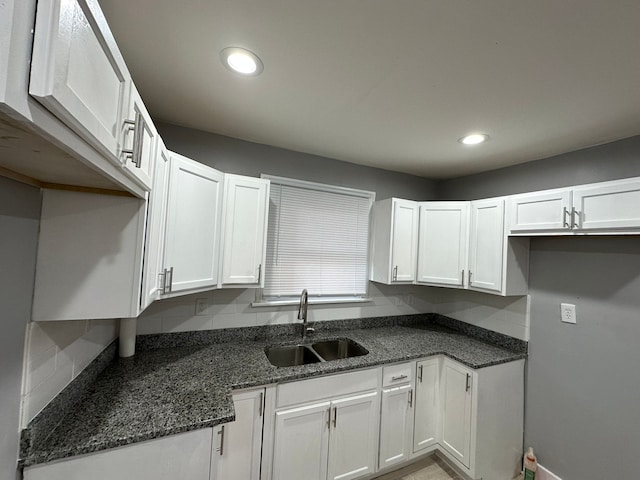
(560, 303, 576, 324)
(195, 298, 208, 316)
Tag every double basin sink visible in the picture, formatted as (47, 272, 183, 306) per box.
(265, 338, 368, 367)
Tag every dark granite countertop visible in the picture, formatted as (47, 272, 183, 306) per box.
(20, 315, 526, 467)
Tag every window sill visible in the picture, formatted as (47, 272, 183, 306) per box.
(251, 297, 373, 308)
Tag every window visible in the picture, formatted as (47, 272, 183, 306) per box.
(260, 175, 375, 304)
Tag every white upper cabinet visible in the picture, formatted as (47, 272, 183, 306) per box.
(220, 175, 270, 287)
(508, 189, 573, 233)
(32, 189, 147, 321)
(140, 142, 170, 311)
(508, 177, 640, 234)
(370, 198, 419, 284)
(30, 0, 129, 164)
(119, 83, 157, 190)
(468, 198, 505, 293)
(416, 202, 468, 287)
(572, 177, 640, 231)
(162, 152, 224, 294)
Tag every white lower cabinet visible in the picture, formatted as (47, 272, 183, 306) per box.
(413, 358, 440, 454)
(438, 357, 525, 480)
(272, 391, 380, 480)
(211, 389, 265, 480)
(379, 383, 413, 469)
(23, 429, 212, 480)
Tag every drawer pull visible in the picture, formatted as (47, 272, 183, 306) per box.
(391, 374, 408, 381)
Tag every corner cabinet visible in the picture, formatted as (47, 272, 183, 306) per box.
(219, 175, 270, 287)
(370, 198, 419, 284)
(412, 357, 440, 454)
(508, 177, 640, 235)
(161, 152, 224, 294)
(23, 429, 213, 480)
(416, 202, 468, 288)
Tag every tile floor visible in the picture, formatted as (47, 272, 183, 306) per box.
(372, 456, 462, 480)
(372, 455, 525, 480)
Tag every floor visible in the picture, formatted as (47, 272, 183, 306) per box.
(372, 456, 463, 480)
(372, 455, 525, 480)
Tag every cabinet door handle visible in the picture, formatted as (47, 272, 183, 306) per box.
(122, 114, 144, 168)
(392, 265, 398, 281)
(571, 207, 579, 229)
(167, 267, 174, 293)
(158, 270, 166, 295)
(258, 392, 264, 417)
(468, 270, 473, 285)
(563, 207, 571, 228)
(327, 408, 331, 429)
(461, 270, 465, 287)
(418, 365, 423, 383)
(332, 407, 337, 428)
(466, 373, 471, 392)
(408, 388, 413, 407)
(216, 425, 225, 456)
(391, 374, 408, 381)
(257, 264, 262, 284)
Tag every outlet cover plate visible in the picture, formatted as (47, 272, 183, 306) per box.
(561, 303, 576, 324)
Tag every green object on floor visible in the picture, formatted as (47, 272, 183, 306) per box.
(524, 468, 536, 480)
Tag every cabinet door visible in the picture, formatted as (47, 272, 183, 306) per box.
(220, 175, 270, 286)
(572, 178, 640, 230)
(211, 389, 264, 480)
(508, 189, 572, 232)
(29, 0, 128, 164)
(272, 401, 330, 480)
(379, 384, 413, 470)
(23, 429, 212, 480)
(417, 202, 468, 287)
(390, 199, 419, 283)
(140, 144, 170, 311)
(413, 358, 439, 453)
(163, 152, 224, 293)
(440, 360, 473, 469)
(468, 198, 505, 293)
(120, 82, 157, 190)
(328, 391, 379, 480)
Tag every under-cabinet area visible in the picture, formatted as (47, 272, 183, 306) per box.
(20, 319, 526, 480)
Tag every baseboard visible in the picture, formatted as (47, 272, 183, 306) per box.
(537, 464, 562, 480)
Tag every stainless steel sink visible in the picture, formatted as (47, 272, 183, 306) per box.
(264, 345, 322, 367)
(265, 338, 368, 367)
(312, 338, 369, 361)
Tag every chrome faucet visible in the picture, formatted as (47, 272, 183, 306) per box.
(298, 289, 313, 339)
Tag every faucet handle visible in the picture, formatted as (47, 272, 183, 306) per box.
(305, 327, 315, 335)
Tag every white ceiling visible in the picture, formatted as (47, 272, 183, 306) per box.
(100, 0, 640, 179)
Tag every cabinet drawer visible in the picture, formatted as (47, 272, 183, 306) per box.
(276, 368, 378, 408)
(382, 362, 414, 387)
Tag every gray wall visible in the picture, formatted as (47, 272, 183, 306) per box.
(435, 135, 640, 479)
(438, 135, 640, 200)
(157, 122, 438, 201)
(526, 237, 640, 479)
(0, 177, 41, 480)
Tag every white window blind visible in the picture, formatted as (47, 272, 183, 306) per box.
(263, 176, 375, 299)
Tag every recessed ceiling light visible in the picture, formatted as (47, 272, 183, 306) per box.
(459, 133, 489, 145)
(220, 47, 263, 76)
